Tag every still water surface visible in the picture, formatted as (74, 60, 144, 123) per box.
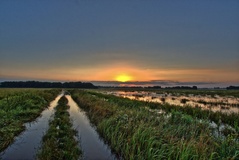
(105, 91, 239, 114)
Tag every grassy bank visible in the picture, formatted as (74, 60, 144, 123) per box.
(37, 96, 81, 160)
(71, 90, 239, 160)
(0, 89, 60, 152)
(89, 90, 239, 129)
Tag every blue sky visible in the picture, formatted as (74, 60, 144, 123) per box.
(0, 0, 239, 84)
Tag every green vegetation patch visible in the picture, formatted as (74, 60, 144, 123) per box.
(70, 90, 239, 160)
(37, 96, 81, 160)
(90, 91, 239, 130)
(0, 89, 59, 152)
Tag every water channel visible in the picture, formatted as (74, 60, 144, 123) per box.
(66, 95, 116, 160)
(0, 94, 63, 160)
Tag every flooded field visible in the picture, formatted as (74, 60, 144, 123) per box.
(0, 89, 238, 159)
(0, 94, 63, 159)
(70, 89, 239, 160)
(104, 91, 239, 114)
(0, 89, 116, 160)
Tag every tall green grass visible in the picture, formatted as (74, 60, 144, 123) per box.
(0, 89, 60, 152)
(37, 96, 81, 160)
(88, 91, 239, 129)
(70, 89, 239, 160)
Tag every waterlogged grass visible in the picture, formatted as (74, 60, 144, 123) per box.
(71, 90, 239, 160)
(0, 89, 60, 152)
(157, 89, 239, 98)
(89, 91, 239, 130)
(38, 96, 81, 160)
(100, 88, 239, 98)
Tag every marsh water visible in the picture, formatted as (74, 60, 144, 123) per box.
(105, 91, 239, 114)
(1, 93, 116, 160)
(0, 94, 63, 160)
(66, 95, 116, 160)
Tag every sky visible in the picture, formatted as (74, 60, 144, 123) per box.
(0, 0, 239, 87)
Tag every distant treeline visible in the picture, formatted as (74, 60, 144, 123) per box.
(226, 86, 239, 90)
(0, 81, 97, 88)
(165, 86, 197, 90)
(100, 86, 198, 89)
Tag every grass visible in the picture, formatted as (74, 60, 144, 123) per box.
(37, 96, 81, 160)
(70, 89, 239, 160)
(0, 89, 60, 152)
(98, 88, 239, 98)
(89, 90, 239, 129)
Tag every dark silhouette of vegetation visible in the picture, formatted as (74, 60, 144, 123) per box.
(160, 97, 166, 103)
(227, 86, 239, 90)
(180, 98, 189, 104)
(100, 86, 144, 89)
(165, 86, 197, 90)
(0, 81, 97, 89)
(147, 86, 162, 89)
(99, 86, 198, 90)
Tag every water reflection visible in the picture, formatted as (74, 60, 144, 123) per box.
(0, 94, 63, 160)
(66, 95, 117, 160)
(105, 91, 239, 114)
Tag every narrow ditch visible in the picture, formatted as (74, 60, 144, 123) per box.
(66, 95, 117, 160)
(0, 93, 63, 160)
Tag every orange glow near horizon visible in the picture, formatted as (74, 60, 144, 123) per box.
(77, 63, 154, 82)
(115, 74, 133, 82)
(2, 63, 239, 83)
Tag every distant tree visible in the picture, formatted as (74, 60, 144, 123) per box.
(226, 86, 239, 90)
(192, 86, 197, 90)
(0, 81, 97, 89)
(165, 86, 197, 90)
(147, 86, 162, 89)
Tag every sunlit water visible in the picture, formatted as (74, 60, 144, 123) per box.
(66, 95, 117, 160)
(104, 91, 239, 114)
(0, 94, 63, 160)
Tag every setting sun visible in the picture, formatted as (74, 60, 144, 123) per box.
(115, 74, 132, 82)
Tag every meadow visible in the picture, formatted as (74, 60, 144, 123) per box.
(0, 88, 238, 159)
